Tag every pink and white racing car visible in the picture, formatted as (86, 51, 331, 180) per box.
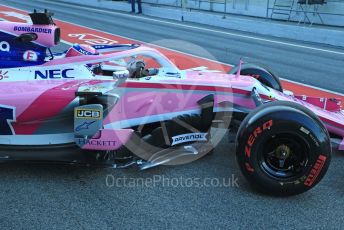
(0, 11, 343, 196)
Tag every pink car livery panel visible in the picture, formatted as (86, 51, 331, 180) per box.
(0, 10, 343, 196)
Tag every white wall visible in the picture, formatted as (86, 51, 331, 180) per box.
(141, 0, 344, 26)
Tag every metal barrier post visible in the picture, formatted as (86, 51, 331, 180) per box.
(245, 0, 249, 10)
(224, 0, 227, 14)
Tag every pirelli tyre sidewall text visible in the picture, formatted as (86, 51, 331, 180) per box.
(236, 101, 331, 196)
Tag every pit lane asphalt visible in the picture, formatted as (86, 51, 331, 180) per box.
(0, 0, 344, 229)
(0, 134, 344, 229)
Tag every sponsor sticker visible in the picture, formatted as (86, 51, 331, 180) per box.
(80, 85, 108, 92)
(75, 108, 102, 119)
(35, 68, 74, 79)
(75, 121, 96, 132)
(76, 138, 116, 147)
(23, 50, 38, 61)
(0, 70, 9, 80)
(171, 133, 208, 146)
(14, 26, 52, 34)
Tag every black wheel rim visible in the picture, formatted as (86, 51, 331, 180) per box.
(259, 133, 310, 179)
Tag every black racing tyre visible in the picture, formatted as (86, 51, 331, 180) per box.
(236, 101, 331, 196)
(228, 63, 283, 92)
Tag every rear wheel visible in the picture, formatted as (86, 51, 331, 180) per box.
(236, 101, 331, 196)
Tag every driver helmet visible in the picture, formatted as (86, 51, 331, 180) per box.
(127, 59, 145, 78)
(65, 44, 99, 57)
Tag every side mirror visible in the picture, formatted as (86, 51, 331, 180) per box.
(16, 33, 38, 43)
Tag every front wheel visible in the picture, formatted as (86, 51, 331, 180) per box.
(228, 63, 283, 92)
(236, 101, 331, 196)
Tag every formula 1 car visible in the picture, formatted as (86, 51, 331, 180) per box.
(0, 10, 343, 196)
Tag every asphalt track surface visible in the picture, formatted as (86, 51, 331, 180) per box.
(0, 0, 343, 229)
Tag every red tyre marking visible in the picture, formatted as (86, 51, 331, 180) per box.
(245, 120, 273, 159)
(304, 155, 327, 187)
(245, 163, 255, 172)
